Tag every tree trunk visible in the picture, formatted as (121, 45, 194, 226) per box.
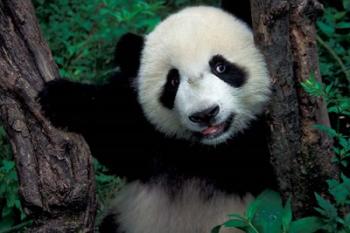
(251, 0, 338, 216)
(0, 0, 96, 232)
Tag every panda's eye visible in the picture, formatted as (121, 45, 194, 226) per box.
(215, 63, 226, 74)
(210, 55, 247, 88)
(160, 68, 180, 109)
(171, 76, 180, 87)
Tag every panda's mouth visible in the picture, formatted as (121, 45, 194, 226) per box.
(194, 114, 234, 140)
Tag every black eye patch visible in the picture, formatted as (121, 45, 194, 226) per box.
(159, 68, 180, 109)
(209, 55, 247, 87)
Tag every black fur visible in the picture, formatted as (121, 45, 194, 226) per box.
(99, 213, 124, 233)
(221, 0, 252, 27)
(114, 33, 143, 77)
(209, 55, 247, 88)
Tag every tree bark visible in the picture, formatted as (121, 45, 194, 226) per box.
(251, 0, 338, 216)
(0, 1, 96, 232)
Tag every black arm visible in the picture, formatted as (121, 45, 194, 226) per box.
(38, 78, 100, 133)
(38, 33, 144, 134)
(37, 33, 149, 179)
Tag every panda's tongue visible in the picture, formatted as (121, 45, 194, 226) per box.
(201, 123, 225, 136)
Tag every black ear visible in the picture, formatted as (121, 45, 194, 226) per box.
(221, 0, 252, 27)
(114, 33, 144, 77)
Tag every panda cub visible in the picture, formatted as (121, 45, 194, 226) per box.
(39, 6, 277, 233)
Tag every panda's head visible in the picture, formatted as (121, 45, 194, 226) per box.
(136, 6, 270, 145)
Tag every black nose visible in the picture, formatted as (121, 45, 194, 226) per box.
(189, 105, 220, 124)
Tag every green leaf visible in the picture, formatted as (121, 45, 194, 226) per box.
(223, 219, 249, 228)
(317, 21, 335, 36)
(246, 196, 259, 221)
(228, 213, 247, 220)
(250, 190, 284, 233)
(313, 124, 338, 138)
(314, 193, 338, 219)
(328, 180, 349, 204)
(327, 177, 350, 205)
(343, 213, 350, 231)
(301, 73, 325, 97)
(341, 160, 349, 167)
(339, 137, 350, 151)
(334, 11, 347, 20)
(96, 174, 115, 183)
(282, 197, 292, 232)
(2, 160, 14, 172)
(345, 213, 350, 223)
(211, 225, 222, 233)
(337, 22, 350, 29)
(289, 217, 323, 233)
(343, 0, 350, 10)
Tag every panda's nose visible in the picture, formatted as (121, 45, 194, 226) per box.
(189, 105, 220, 124)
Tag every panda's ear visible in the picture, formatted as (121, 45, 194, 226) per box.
(114, 33, 144, 77)
(221, 1, 252, 27)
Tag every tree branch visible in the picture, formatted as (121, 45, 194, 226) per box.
(0, 0, 96, 231)
(251, 0, 338, 216)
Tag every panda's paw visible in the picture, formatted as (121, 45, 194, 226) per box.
(37, 79, 73, 127)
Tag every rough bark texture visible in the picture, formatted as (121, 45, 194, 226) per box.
(0, 0, 96, 232)
(251, 0, 338, 216)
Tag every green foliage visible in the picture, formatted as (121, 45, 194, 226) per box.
(0, 127, 27, 232)
(314, 124, 350, 167)
(212, 191, 323, 233)
(94, 159, 124, 209)
(94, 159, 124, 229)
(296, 3, 350, 231)
(299, 77, 350, 233)
(327, 174, 350, 206)
(301, 73, 350, 117)
(212, 186, 350, 233)
(316, 0, 350, 87)
(311, 174, 350, 233)
(33, 0, 167, 83)
(301, 74, 350, 167)
(315, 193, 339, 232)
(294, 4, 350, 229)
(289, 217, 324, 233)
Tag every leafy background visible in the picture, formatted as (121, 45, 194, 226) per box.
(0, 0, 349, 232)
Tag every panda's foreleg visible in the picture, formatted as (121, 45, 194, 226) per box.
(37, 78, 100, 133)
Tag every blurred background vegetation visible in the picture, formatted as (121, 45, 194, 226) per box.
(0, 0, 348, 232)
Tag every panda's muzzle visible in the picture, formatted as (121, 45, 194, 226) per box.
(193, 113, 235, 139)
(188, 105, 220, 125)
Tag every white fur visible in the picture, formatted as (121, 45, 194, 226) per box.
(108, 180, 252, 233)
(137, 6, 270, 145)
